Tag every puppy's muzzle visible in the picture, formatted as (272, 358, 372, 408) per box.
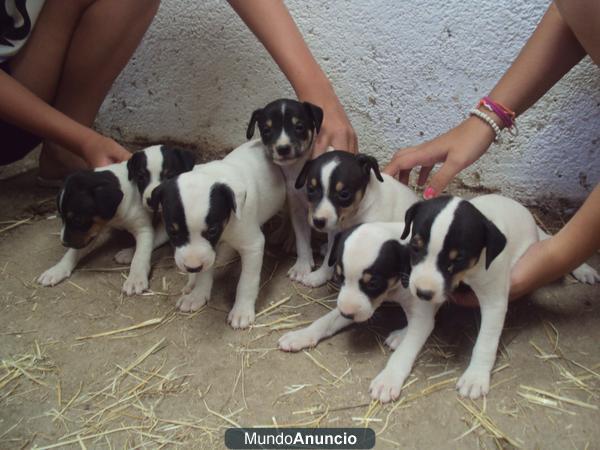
(276, 145, 291, 157)
(185, 264, 203, 273)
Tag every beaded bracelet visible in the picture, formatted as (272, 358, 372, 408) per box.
(478, 97, 519, 136)
(469, 108, 502, 143)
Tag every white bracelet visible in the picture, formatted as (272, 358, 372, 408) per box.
(469, 108, 502, 144)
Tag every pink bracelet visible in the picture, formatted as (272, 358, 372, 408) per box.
(478, 97, 518, 136)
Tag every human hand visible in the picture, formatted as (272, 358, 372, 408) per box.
(384, 115, 495, 198)
(310, 94, 357, 157)
(79, 133, 131, 168)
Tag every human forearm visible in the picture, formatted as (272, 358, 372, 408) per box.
(0, 70, 98, 156)
(227, 0, 331, 99)
(488, 2, 585, 116)
(227, 0, 357, 153)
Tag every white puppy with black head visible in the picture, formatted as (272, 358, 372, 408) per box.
(150, 141, 286, 329)
(279, 222, 429, 404)
(246, 98, 324, 281)
(294, 150, 418, 287)
(38, 145, 195, 295)
(402, 194, 599, 399)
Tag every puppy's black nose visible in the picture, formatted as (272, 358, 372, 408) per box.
(313, 218, 326, 229)
(185, 264, 203, 273)
(276, 145, 291, 156)
(340, 311, 354, 320)
(416, 288, 434, 301)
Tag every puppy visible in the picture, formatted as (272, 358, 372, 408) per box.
(151, 140, 286, 329)
(402, 194, 599, 399)
(280, 196, 600, 403)
(279, 222, 425, 404)
(38, 145, 195, 295)
(114, 145, 196, 264)
(246, 98, 323, 281)
(294, 150, 418, 287)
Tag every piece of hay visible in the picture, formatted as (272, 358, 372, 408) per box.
(76, 317, 166, 340)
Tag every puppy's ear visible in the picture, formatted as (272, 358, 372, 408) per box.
(303, 102, 324, 134)
(93, 183, 124, 219)
(246, 109, 262, 140)
(328, 232, 343, 267)
(148, 182, 165, 211)
(356, 153, 383, 182)
(220, 181, 246, 220)
(401, 202, 420, 240)
(175, 148, 196, 172)
(483, 218, 507, 270)
(127, 151, 145, 180)
(295, 159, 312, 189)
(391, 240, 411, 288)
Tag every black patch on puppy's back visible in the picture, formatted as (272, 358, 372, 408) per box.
(159, 146, 196, 181)
(127, 151, 150, 194)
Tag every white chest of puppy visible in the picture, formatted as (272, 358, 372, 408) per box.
(293, 151, 418, 287)
(38, 145, 196, 295)
(152, 140, 286, 328)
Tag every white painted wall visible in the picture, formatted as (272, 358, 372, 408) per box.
(96, 0, 600, 204)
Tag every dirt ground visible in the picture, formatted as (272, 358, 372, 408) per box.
(0, 167, 599, 450)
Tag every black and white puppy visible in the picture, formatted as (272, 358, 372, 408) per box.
(38, 145, 195, 295)
(279, 222, 426, 404)
(151, 140, 286, 329)
(402, 194, 599, 399)
(294, 151, 418, 287)
(246, 98, 324, 281)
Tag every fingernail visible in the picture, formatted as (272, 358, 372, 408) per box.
(423, 187, 436, 200)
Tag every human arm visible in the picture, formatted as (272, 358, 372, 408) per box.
(384, 2, 587, 195)
(227, 0, 357, 155)
(0, 70, 130, 167)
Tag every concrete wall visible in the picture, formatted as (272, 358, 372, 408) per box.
(95, 0, 600, 204)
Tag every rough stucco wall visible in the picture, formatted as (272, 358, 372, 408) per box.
(96, 0, 600, 204)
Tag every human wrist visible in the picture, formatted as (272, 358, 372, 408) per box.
(463, 115, 497, 146)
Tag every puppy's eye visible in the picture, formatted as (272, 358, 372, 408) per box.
(261, 127, 272, 137)
(337, 189, 352, 202)
(447, 264, 454, 273)
(365, 277, 382, 291)
(295, 123, 305, 133)
(206, 225, 219, 238)
(307, 185, 318, 195)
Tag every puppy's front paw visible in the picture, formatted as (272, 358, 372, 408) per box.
(228, 304, 255, 329)
(278, 328, 319, 352)
(369, 369, 406, 404)
(385, 328, 407, 350)
(571, 263, 600, 284)
(295, 269, 330, 288)
(457, 367, 490, 399)
(38, 264, 71, 286)
(176, 292, 208, 312)
(287, 259, 313, 281)
(122, 272, 148, 296)
(114, 247, 134, 265)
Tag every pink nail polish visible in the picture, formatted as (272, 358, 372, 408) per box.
(424, 187, 436, 200)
